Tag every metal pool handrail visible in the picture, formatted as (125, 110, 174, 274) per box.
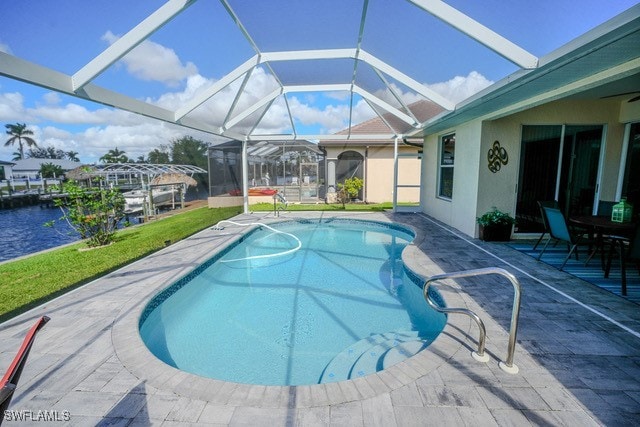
(273, 192, 288, 217)
(423, 267, 522, 374)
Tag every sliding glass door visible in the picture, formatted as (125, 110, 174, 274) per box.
(620, 122, 640, 210)
(516, 124, 604, 233)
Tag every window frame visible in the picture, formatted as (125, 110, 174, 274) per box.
(437, 133, 455, 200)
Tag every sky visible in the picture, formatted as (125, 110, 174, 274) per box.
(0, 0, 638, 164)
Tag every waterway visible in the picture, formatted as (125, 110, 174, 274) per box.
(0, 185, 209, 263)
(0, 205, 79, 263)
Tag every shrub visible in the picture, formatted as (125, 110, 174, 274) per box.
(46, 181, 126, 247)
(337, 177, 364, 206)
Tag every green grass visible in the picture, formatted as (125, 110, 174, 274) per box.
(0, 206, 241, 322)
(250, 202, 397, 211)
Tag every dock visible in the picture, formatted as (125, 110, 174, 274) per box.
(0, 191, 68, 209)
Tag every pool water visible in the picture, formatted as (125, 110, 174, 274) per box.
(140, 219, 446, 386)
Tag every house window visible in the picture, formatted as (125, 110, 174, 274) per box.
(438, 134, 455, 199)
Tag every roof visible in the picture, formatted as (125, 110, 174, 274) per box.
(12, 158, 82, 172)
(322, 99, 445, 146)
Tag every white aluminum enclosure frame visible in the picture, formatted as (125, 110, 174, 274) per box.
(0, 0, 551, 214)
(0, 0, 538, 143)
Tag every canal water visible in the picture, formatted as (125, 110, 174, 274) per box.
(0, 205, 79, 263)
(0, 185, 209, 263)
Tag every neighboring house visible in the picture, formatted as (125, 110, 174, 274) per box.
(0, 160, 14, 181)
(11, 158, 81, 179)
(320, 99, 445, 204)
(414, 9, 640, 238)
(207, 100, 445, 207)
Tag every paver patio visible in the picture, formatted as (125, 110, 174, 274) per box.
(1, 211, 639, 426)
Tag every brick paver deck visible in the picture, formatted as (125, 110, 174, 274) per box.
(1, 211, 639, 426)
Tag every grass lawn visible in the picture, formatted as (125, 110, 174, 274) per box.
(0, 201, 401, 322)
(250, 202, 399, 211)
(0, 205, 241, 322)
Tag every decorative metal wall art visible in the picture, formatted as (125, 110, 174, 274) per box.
(488, 140, 508, 173)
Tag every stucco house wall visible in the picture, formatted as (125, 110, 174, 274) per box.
(421, 120, 482, 237)
(322, 143, 421, 204)
(422, 97, 639, 238)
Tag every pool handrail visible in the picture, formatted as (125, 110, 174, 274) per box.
(423, 267, 522, 374)
(273, 192, 288, 217)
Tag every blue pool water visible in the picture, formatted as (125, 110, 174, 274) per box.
(140, 219, 446, 386)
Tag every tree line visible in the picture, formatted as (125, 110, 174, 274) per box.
(4, 122, 209, 179)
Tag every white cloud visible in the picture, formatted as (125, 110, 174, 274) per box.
(153, 67, 285, 132)
(426, 71, 494, 104)
(34, 103, 112, 125)
(102, 31, 198, 87)
(42, 92, 62, 105)
(0, 41, 12, 54)
(0, 92, 29, 122)
(0, 65, 495, 164)
(0, 90, 220, 163)
(287, 97, 352, 134)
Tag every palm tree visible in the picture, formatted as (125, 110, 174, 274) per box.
(66, 151, 80, 162)
(99, 147, 129, 163)
(5, 123, 38, 160)
(147, 148, 170, 164)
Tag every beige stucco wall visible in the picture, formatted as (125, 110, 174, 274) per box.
(620, 98, 640, 123)
(208, 196, 242, 208)
(421, 97, 639, 238)
(323, 144, 421, 203)
(421, 120, 483, 237)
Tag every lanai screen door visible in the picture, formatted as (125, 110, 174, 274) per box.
(516, 124, 604, 233)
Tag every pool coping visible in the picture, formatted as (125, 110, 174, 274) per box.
(112, 212, 475, 407)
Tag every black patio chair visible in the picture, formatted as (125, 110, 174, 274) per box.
(604, 225, 640, 296)
(0, 316, 50, 417)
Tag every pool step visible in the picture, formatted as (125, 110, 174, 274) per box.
(319, 331, 423, 383)
(349, 339, 428, 379)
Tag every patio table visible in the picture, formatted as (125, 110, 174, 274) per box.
(569, 215, 636, 269)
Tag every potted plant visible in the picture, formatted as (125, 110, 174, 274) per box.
(476, 207, 516, 241)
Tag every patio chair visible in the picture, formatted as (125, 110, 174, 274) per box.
(0, 316, 50, 415)
(604, 225, 640, 296)
(533, 200, 559, 250)
(537, 207, 586, 270)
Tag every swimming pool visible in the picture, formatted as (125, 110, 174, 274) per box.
(139, 218, 446, 386)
